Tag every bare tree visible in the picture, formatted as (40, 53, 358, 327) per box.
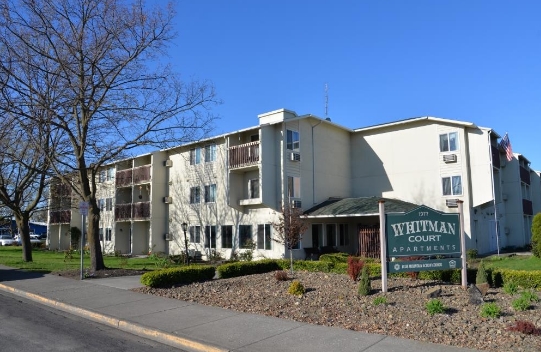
(0, 115, 53, 261)
(0, 0, 219, 271)
(272, 203, 308, 273)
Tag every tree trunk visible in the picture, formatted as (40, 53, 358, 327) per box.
(289, 248, 294, 273)
(14, 212, 32, 262)
(87, 201, 106, 271)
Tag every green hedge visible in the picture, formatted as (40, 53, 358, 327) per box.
(140, 265, 216, 288)
(492, 269, 541, 289)
(217, 259, 281, 278)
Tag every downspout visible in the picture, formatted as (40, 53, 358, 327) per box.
(311, 120, 323, 205)
(488, 130, 500, 256)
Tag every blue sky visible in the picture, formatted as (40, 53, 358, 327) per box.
(169, 1, 541, 168)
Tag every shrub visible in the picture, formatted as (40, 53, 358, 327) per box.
(274, 270, 288, 281)
(520, 289, 540, 303)
(288, 280, 305, 296)
(217, 259, 280, 278)
(425, 299, 445, 316)
(512, 297, 531, 311)
(480, 302, 501, 318)
(466, 249, 478, 260)
(476, 260, 488, 285)
(503, 281, 519, 295)
(373, 296, 387, 306)
(532, 213, 541, 258)
(507, 320, 541, 335)
(357, 266, 371, 296)
(238, 240, 255, 261)
(140, 265, 215, 288)
(347, 256, 364, 281)
(319, 253, 349, 264)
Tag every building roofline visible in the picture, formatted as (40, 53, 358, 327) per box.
(353, 116, 477, 132)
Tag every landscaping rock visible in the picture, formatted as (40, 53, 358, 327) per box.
(426, 286, 442, 298)
(467, 284, 484, 305)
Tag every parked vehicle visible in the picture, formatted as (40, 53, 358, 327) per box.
(0, 235, 16, 246)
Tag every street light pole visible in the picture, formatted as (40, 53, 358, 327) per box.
(181, 222, 189, 265)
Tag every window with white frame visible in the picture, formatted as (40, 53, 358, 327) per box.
(190, 186, 201, 203)
(99, 170, 106, 183)
(106, 198, 113, 211)
(190, 147, 201, 165)
(249, 179, 259, 198)
(105, 228, 112, 241)
(439, 132, 459, 152)
(205, 144, 216, 162)
(204, 184, 216, 203)
(205, 225, 216, 249)
(239, 225, 252, 248)
(312, 224, 323, 248)
(286, 129, 300, 150)
(107, 168, 114, 181)
(287, 176, 301, 198)
(442, 175, 462, 196)
(326, 224, 336, 246)
(189, 226, 201, 243)
(221, 225, 233, 248)
(257, 224, 271, 250)
(98, 199, 105, 210)
(99, 228, 103, 241)
(338, 224, 349, 246)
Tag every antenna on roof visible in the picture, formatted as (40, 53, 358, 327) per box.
(324, 83, 329, 119)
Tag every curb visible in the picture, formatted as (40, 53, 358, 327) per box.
(0, 283, 228, 352)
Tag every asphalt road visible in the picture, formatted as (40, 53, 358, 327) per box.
(0, 290, 185, 352)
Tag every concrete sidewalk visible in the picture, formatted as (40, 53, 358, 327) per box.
(0, 266, 478, 352)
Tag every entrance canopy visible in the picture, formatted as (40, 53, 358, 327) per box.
(303, 197, 419, 218)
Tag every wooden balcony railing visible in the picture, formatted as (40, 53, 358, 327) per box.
(50, 210, 71, 224)
(520, 166, 531, 185)
(116, 165, 151, 187)
(229, 141, 260, 169)
(115, 202, 151, 220)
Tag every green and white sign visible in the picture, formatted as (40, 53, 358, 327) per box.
(386, 205, 460, 257)
(387, 258, 462, 273)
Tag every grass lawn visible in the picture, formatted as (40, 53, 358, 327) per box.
(0, 246, 166, 273)
(481, 254, 541, 271)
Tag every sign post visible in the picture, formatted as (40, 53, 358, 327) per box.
(79, 201, 89, 280)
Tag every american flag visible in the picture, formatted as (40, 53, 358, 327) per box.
(499, 133, 513, 162)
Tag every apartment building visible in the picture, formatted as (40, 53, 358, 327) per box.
(47, 109, 540, 258)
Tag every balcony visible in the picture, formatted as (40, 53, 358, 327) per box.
(520, 166, 531, 185)
(50, 210, 71, 224)
(229, 141, 259, 169)
(523, 199, 533, 216)
(115, 202, 151, 221)
(116, 165, 151, 187)
(491, 145, 500, 169)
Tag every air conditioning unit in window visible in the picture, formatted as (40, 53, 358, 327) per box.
(164, 159, 173, 167)
(291, 200, 302, 208)
(164, 233, 173, 241)
(443, 154, 457, 163)
(290, 152, 301, 162)
(163, 196, 172, 204)
(445, 199, 458, 208)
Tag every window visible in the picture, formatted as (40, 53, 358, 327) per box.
(221, 225, 233, 248)
(287, 176, 301, 198)
(189, 226, 201, 243)
(99, 227, 103, 241)
(205, 144, 216, 162)
(105, 228, 112, 241)
(106, 198, 113, 211)
(190, 186, 201, 203)
(249, 179, 259, 199)
(98, 198, 105, 210)
(312, 224, 323, 248)
(257, 224, 271, 250)
(338, 224, 349, 246)
(442, 176, 462, 196)
(190, 147, 201, 165)
(286, 129, 300, 150)
(107, 168, 114, 181)
(250, 134, 259, 142)
(439, 132, 459, 152)
(239, 225, 252, 248)
(326, 224, 336, 246)
(205, 226, 217, 249)
(99, 170, 106, 183)
(204, 184, 216, 203)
